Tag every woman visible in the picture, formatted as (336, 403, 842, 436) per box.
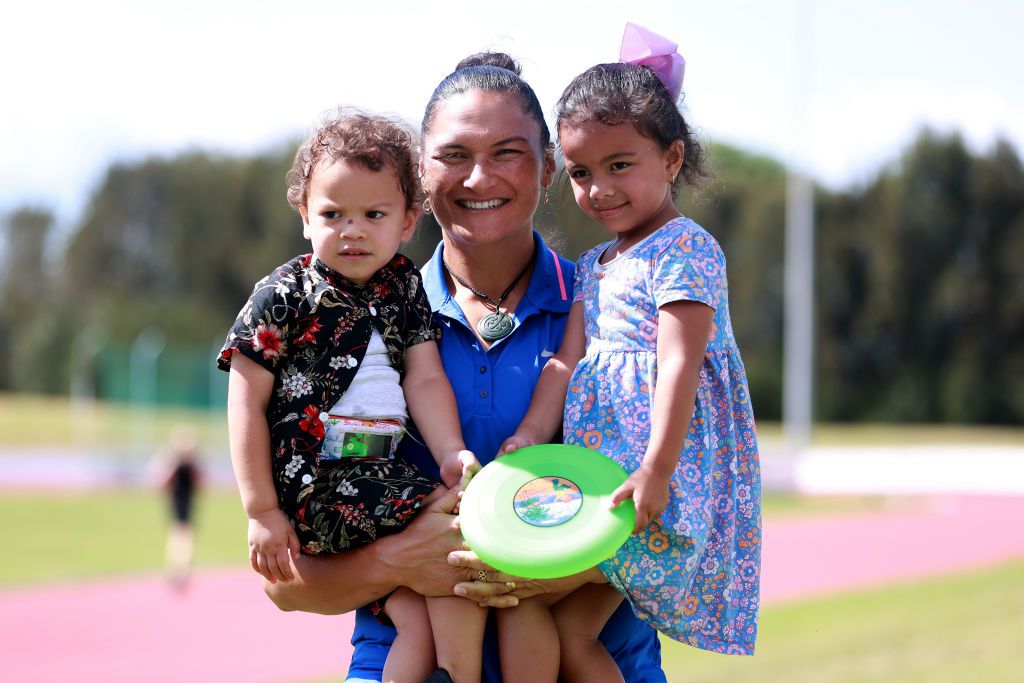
(265, 53, 666, 683)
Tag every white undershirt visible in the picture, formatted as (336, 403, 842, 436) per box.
(328, 329, 408, 424)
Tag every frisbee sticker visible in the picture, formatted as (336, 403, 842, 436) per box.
(513, 477, 583, 527)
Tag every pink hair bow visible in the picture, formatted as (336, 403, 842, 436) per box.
(619, 22, 686, 100)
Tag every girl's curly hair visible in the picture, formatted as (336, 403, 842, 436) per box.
(555, 63, 709, 195)
(286, 109, 420, 212)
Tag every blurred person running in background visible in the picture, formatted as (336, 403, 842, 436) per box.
(152, 424, 202, 589)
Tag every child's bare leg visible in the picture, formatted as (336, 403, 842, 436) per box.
(382, 587, 435, 683)
(428, 595, 486, 682)
(496, 593, 563, 683)
(552, 583, 625, 683)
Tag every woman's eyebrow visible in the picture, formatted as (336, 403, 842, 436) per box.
(434, 136, 529, 151)
(492, 136, 530, 147)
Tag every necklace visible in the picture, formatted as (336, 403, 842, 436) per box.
(442, 252, 533, 342)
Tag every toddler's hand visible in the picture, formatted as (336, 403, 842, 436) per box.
(609, 465, 670, 534)
(440, 449, 481, 489)
(248, 507, 300, 584)
(496, 433, 536, 459)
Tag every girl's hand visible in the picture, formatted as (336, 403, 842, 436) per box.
(610, 465, 671, 534)
(496, 432, 536, 459)
(440, 449, 481, 489)
(248, 507, 301, 584)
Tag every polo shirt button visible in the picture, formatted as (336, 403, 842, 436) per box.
(479, 366, 487, 374)
(369, 305, 377, 316)
(480, 390, 487, 398)
(301, 474, 313, 485)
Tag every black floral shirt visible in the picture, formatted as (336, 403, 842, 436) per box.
(217, 253, 440, 515)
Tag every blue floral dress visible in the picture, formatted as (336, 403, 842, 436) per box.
(564, 217, 762, 655)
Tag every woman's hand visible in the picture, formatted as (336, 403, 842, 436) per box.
(447, 550, 606, 607)
(610, 464, 670, 534)
(263, 484, 468, 614)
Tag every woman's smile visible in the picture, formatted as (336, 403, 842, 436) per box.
(457, 198, 509, 210)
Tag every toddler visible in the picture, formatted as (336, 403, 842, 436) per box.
(219, 110, 484, 683)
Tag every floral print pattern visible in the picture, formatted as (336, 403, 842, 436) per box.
(218, 252, 440, 554)
(566, 218, 762, 655)
(296, 457, 437, 554)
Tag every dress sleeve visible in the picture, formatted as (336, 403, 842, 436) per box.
(216, 265, 298, 373)
(404, 265, 441, 348)
(573, 248, 595, 304)
(652, 226, 725, 311)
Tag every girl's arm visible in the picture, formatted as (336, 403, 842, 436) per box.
(610, 300, 714, 532)
(498, 302, 587, 454)
(402, 340, 479, 487)
(227, 353, 300, 582)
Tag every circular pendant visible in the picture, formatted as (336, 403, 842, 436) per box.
(478, 311, 514, 342)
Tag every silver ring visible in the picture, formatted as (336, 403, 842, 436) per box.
(478, 570, 488, 582)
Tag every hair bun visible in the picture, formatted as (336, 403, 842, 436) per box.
(455, 52, 522, 76)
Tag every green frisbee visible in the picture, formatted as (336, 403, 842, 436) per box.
(459, 444, 636, 579)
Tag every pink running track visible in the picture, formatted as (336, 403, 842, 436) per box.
(2, 496, 1023, 682)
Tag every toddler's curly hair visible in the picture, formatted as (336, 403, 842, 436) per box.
(286, 109, 420, 212)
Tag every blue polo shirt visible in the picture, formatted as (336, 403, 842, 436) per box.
(346, 233, 665, 683)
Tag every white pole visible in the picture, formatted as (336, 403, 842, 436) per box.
(784, 172, 814, 452)
(784, 0, 815, 455)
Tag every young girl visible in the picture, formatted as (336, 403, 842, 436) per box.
(218, 110, 483, 683)
(500, 31, 762, 681)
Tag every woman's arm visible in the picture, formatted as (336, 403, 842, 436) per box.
(498, 302, 586, 454)
(265, 484, 470, 613)
(402, 340, 479, 486)
(610, 300, 713, 532)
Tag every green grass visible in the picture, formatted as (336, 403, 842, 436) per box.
(0, 490, 884, 586)
(3, 392, 1022, 451)
(0, 489, 247, 584)
(0, 392, 228, 452)
(757, 421, 1024, 447)
(660, 560, 1024, 683)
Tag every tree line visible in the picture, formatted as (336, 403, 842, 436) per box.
(2, 130, 1021, 424)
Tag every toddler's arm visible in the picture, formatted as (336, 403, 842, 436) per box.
(402, 340, 480, 488)
(610, 300, 714, 532)
(227, 353, 300, 582)
(497, 302, 586, 456)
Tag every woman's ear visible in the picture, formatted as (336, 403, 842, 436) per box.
(542, 144, 557, 188)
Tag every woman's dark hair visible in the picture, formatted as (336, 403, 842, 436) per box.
(286, 108, 420, 211)
(421, 52, 551, 151)
(555, 62, 708, 192)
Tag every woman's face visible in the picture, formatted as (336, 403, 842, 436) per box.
(421, 90, 554, 248)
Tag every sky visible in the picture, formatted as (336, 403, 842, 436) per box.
(2, 0, 1022, 230)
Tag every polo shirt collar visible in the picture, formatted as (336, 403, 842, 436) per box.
(423, 231, 572, 320)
